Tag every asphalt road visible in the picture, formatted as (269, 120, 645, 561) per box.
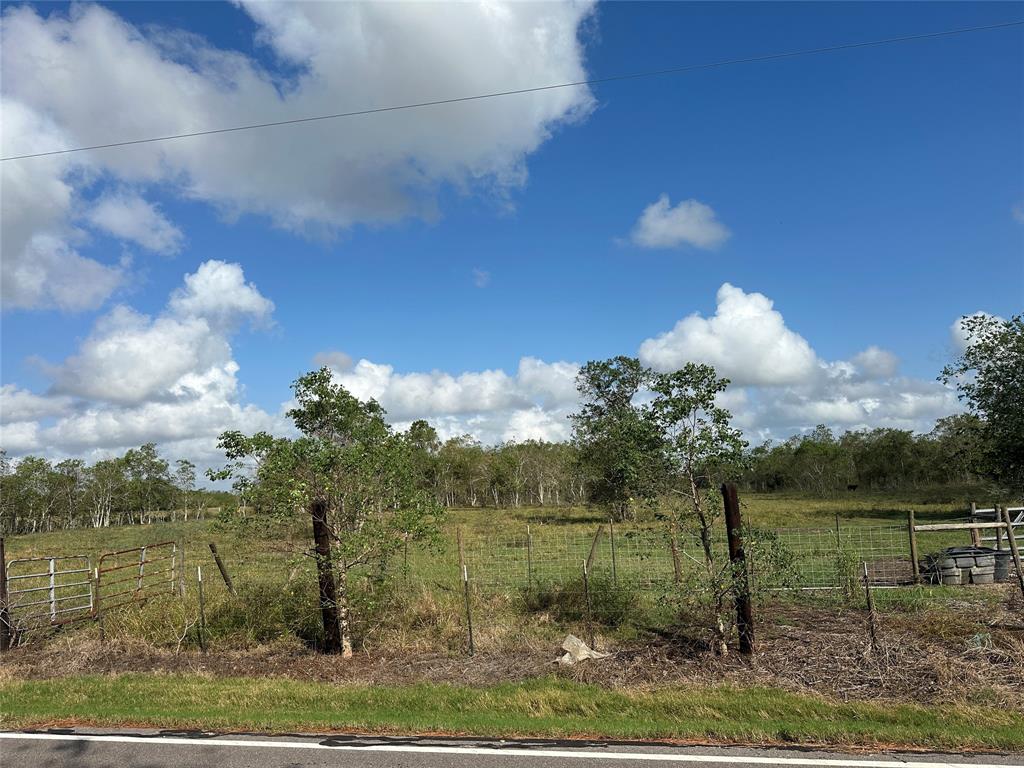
(2, 730, 1022, 768)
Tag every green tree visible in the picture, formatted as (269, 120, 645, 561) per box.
(942, 314, 1024, 492)
(212, 367, 443, 656)
(571, 356, 668, 520)
(649, 363, 746, 654)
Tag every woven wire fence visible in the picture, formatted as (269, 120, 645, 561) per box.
(460, 522, 918, 599)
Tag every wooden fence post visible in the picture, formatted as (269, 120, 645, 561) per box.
(722, 483, 754, 655)
(970, 502, 981, 547)
(1001, 505, 1024, 601)
(995, 503, 1004, 550)
(208, 543, 236, 595)
(907, 510, 920, 584)
(669, 535, 682, 584)
(0, 537, 10, 652)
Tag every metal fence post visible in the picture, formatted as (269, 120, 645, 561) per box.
(526, 525, 533, 591)
(462, 564, 474, 656)
(907, 510, 920, 584)
(582, 558, 595, 649)
(137, 546, 146, 594)
(0, 537, 10, 652)
(196, 564, 207, 653)
(609, 518, 618, 587)
(862, 561, 878, 650)
(48, 557, 56, 623)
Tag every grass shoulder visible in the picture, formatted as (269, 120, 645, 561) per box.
(1, 674, 1021, 751)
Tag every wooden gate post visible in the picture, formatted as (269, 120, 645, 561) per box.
(1001, 505, 1024, 601)
(310, 500, 342, 654)
(722, 483, 754, 655)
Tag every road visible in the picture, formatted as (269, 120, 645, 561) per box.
(1, 730, 1022, 768)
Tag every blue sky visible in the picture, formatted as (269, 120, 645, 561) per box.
(1, 1, 1021, 464)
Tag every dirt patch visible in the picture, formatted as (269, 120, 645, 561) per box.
(4, 589, 1022, 712)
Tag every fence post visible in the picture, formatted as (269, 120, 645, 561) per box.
(0, 537, 11, 652)
(462, 564, 474, 656)
(970, 502, 981, 547)
(862, 561, 878, 650)
(995, 502, 1004, 550)
(582, 559, 595, 649)
(208, 543, 236, 595)
(48, 557, 56, 623)
(196, 565, 207, 654)
(609, 518, 618, 587)
(907, 511, 920, 584)
(1001, 505, 1024, 601)
(586, 525, 604, 572)
(669, 535, 683, 584)
(137, 546, 146, 594)
(722, 483, 754, 655)
(95, 566, 105, 642)
(526, 525, 533, 591)
(177, 541, 186, 598)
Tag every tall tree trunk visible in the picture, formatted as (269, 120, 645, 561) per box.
(310, 500, 343, 655)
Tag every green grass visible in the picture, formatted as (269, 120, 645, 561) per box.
(1, 675, 1021, 750)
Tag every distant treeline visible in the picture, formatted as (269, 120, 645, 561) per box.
(0, 413, 989, 534)
(403, 414, 986, 508)
(0, 443, 234, 534)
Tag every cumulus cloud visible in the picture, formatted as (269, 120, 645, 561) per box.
(1, 273, 968, 463)
(0, 100, 125, 311)
(851, 346, 899, 379)
(0, 260, 281, 463)
(630, 195, 730, 250)
(1, 2, 595, 311)
(950, 311, 1004, 353)
(639, 283, 820, 386)
(88, 192, 184, 254)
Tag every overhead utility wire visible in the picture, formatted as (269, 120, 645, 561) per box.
(3, 19, 1022, 162)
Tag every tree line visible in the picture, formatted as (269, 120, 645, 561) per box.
(0, 443, 232, 535)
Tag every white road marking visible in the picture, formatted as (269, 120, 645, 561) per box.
(0, 732, 1017, 767)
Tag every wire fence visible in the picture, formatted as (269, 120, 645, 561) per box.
(461, 522, 923, 596)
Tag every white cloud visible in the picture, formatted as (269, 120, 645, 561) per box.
(851, 346, 899, 379)
(950, 311, 1003, 353)
(167, 260, 275, 332)
(0, 100, 125, 311)
(639, 283, 820, 386)
(0, 385, 73, 424)
(88, 192, 184, 254)
(2, 1, 595, 288)
(0, 260, 282, 465)
(630, 195, 730, 250)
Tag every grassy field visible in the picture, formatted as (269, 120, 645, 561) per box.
(2, 675, 1022, 751)
(2, 489, 1021, 750)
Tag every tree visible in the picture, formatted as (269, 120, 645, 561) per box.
(212, 367, 443, 656)
(942, 314, 1024, 492)
(649, 363, 746, 654)
(571, 356, 668, 519)
(173, 459, 197, 521)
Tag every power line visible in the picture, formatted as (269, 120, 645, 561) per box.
(3, 18, 1022, 162)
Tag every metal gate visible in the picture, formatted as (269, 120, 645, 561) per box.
(95, 541, 179, 614)
(5, 555, 94, 643)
